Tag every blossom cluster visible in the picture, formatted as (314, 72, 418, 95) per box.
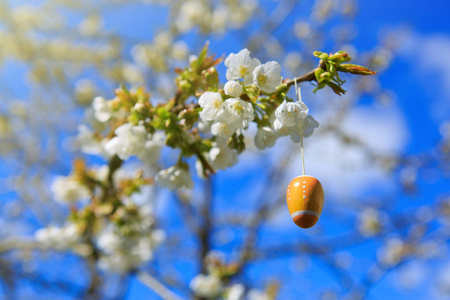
(41, 160, 165, 273)
(199, 48, 319, 152)
(175, 0, 257, 34)
(73, 48, 320, 190)
(189, 251, 275, 299)
(96, 202, 166, 273)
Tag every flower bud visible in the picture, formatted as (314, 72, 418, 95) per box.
(224, 81, 243, 97)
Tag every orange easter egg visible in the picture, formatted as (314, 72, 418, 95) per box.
(286, 175, 324, 229)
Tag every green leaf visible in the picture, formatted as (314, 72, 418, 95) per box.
(329, 51, 351, 62)
(337, 64, 377, 75)
(313, 51, 329, 60)
(315, 68, 325, 83)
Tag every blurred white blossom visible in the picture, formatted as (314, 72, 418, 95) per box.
(51, 176, 90, 204)
(104, 123, 147, 160)
(35, 224, 81, 250)
(190, 274, 222, 298)
(248, 289, 271, 300)
(156, 165, 194, 190)
(225, 284, 245, 300)
(76, 125, 108, 157)
(93, 96, 113, 122)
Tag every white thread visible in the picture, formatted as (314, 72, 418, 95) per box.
(295, 78, 305, 176)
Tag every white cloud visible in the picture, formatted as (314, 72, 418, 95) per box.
(399, 32, 450, 121)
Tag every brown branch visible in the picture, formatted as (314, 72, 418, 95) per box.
(285, 60, 327, 87)
(199, 177, 214, 274)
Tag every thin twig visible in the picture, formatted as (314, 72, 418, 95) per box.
(137, 271, 183, 300)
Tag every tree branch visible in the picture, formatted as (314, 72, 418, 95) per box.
(137, 271, 183, 300)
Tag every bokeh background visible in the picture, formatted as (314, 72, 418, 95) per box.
(0, 0, 449, 299)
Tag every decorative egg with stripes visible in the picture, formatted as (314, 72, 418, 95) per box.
(286, 175, 324, 229)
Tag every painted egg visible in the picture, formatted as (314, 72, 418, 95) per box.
(286, 175, 324, 229)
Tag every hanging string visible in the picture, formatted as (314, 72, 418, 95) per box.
(294, 78, 306, 176)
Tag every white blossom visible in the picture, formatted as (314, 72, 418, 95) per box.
(76, 125, 107, 157)
(225, 284, 245, 300)
(252, 61, 282, 93)
(104, 123, 147, 160)
(74, 79, 96, 105)
(35, 223, 80, 250)
(377, 238, 406, 266)
(224, 81, 243, 97)
(78, 14, 102, 36)
(254, 127, 278, 150)
(97, 229, 165, 273)
(156, 166, 194, 190)
(358, 207, 384, 236)
(51, 176, 90, 204)
(275, 100, 308, 127)
(171, 40, 189, 60)
(93, 96, 113, 122)
(176, 0, 209, 33)
(301, 115, 320, 138)
(216, 98, 254, 128)
(96, 202, 165, 275)
(248, 289, 271, 300)
(199, 92, 224, 121)
(288, 115, 320, 143)
(274, 115, 319, 143)
(138, 131, 165, 165)
(225, 49, 261, 85)
(273, 99, 318, 143)
(211, 122, 238, 138)
(190, 274, 222, 299)
(211, 5, 229, 33)
(209, 139, 238, 170)
(90, 165, 110, 183)
(122, 63, 144, 85)
(198, 118, 212, 134)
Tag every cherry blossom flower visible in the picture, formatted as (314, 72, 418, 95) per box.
(156, 165, 194, 190)
(211, 121, 239, 138)
(274, 115, 319, 143)
(254, 126, 278, 150)
(104, 123, 147, 160)
(225, 284, 245, 300)
(225, 48, 261, 85)
(252, 61, 282, 93)
(138, 131, 165, 166)
(51, 176, 90, 204)
(76, 125, 108, 157)
(216, 98, 254, 128)
(35, 224, 81, 250)
(224, 80, 243, 97)
(93, 96, 113, 122)
(190, 274, 222, 299)
(199, 92, 224, 121)
(209, 138, 238, 169)
(248, 289, 271, 300)
(275, 100, 308, 126)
